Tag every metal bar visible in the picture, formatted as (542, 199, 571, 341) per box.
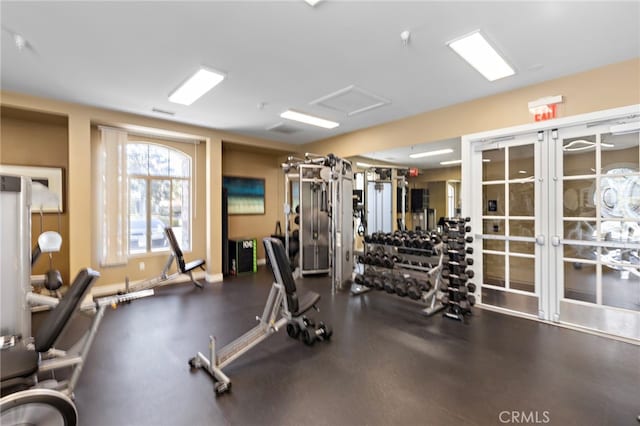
(67, 304, 107, 393)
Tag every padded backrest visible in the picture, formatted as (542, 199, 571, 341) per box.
(164, 227, 186, 271)
(263, 237, 298, 314)
(34, 268, 100, 353)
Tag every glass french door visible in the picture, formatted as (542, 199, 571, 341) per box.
(470, 109, 640, 340)
(474, 133, 544, 317)
(552, 122, 640, 340)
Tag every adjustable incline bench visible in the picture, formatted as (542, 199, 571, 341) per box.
(126, 227, 206, 292)
(188, 237, 332, 395)
(1, 269, 152, 426)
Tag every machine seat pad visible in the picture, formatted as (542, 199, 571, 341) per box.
(294, 291, 321, 317)
(183, 259, 205, 273)
(0, 349, 38, 382)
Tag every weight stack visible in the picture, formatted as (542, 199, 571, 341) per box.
(229, 238, 257, 274)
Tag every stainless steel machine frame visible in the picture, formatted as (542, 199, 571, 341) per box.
(283, 154, 354, 292)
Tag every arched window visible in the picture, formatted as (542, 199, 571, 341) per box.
(127, 143, 191, 254)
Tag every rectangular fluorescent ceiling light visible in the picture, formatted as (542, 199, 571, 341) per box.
(304, 0, 324, 6)
(169, 68, 225, 105)
(281, 110, 339, 129)
(448, 31, 515, 81)
(440, 159, 462, 166)
(356, 162, 374, 168)
(409, 148, 453, 159)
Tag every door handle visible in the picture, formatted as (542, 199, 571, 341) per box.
(535, 235, 545, 246)
(551, 236, 561, 247)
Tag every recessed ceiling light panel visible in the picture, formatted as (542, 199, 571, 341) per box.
(169, 68, 225, 105)
(448, 30, 515, 81)
(440, 159, 462, 165)
(409, 148, 453, 159)
(280, 110, 339, 129)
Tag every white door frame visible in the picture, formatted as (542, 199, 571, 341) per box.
(462, 104, 640, 339)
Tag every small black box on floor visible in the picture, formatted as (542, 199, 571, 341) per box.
(229, 238, 257, 274)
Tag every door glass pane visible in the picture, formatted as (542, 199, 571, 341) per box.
(484, 254, 505, 287)
(483, 219, 505, 235)
(484, 239, 505, 252)
(510, 220, 534, 237)
(483, 184, 505, 215)
(601, 132, 639, 174)
(510, 256, 535, 292)
(563, 135, 596, 176)
(600, 175, 637, 219)
(483, 148, 505, 181)
(509, 182, 534, 216)
(564, 220, 596, 241)
(599, 221, 640, 244)
(508, 144, 534, 180)
(564, 261, 596, 303)
(602, 263, 640, 312)
(564, 244, 597, 260)
(510, 241, 534, 255)
(563, 179, 596, 217)
(129, 178, 147, 254)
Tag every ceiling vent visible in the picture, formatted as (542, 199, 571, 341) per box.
(311, 85, 390, 116)
(267, 122, 303, 134)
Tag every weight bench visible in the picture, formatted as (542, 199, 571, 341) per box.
(1, 269, 152, 425)
(163, 227, 205, 288)
(188, 237, 332, 395)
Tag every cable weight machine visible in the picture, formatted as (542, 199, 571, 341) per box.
(282, 153, 354, 292)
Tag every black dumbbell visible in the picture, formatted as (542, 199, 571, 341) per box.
(466, 258, 474, 266)
(407, 283, 421, 300)
(363, 275, 374, 288)
(467, 282, 477, 293)
(459, 299, 471, 311)
(364, 235, 372, 244)
(395, 279, 408, 297)
(373, 277, 384, 291)
(465, 225, 472, 233)
(354, 274, 364, 285)
(466, 270, 475, 279)
(358, 255, 366, 265)
(465, 236, 474, 243)
(466, 247, 474, 255)
(383, 276, 396, 294)
(468, 294, 476, 306)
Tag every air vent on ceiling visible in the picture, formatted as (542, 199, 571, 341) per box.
(311, 85, 390, 116)
(152, 107, 175, 116)
(267, 122, 303, 134)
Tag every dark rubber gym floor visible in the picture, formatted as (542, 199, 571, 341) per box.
(43, 267, 639, 426)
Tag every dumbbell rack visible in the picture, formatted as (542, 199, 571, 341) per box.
(352, 230, 447, 317)
(352, 218, 476, 321)
(440, 218, 476, 321)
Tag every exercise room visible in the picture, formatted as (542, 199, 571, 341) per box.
(1, 2, 639, 425)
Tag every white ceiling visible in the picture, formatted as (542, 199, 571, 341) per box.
(358, 137, 462, 169)
(1, 1, 639, 150)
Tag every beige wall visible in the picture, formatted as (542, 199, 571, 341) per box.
(1, 58, 638, 287)
(0, 91, 292, 287)
(303, 58, 640, 157)
(222, 145, 285, 261)
(1, 108, 71, 283)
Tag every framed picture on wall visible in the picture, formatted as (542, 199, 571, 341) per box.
(223, 176, 265, 215)
(0, 164, 64, 212)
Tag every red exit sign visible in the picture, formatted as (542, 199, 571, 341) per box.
(534, 103, 557, 122)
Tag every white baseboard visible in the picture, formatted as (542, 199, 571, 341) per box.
(257, 258, 266, 266)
